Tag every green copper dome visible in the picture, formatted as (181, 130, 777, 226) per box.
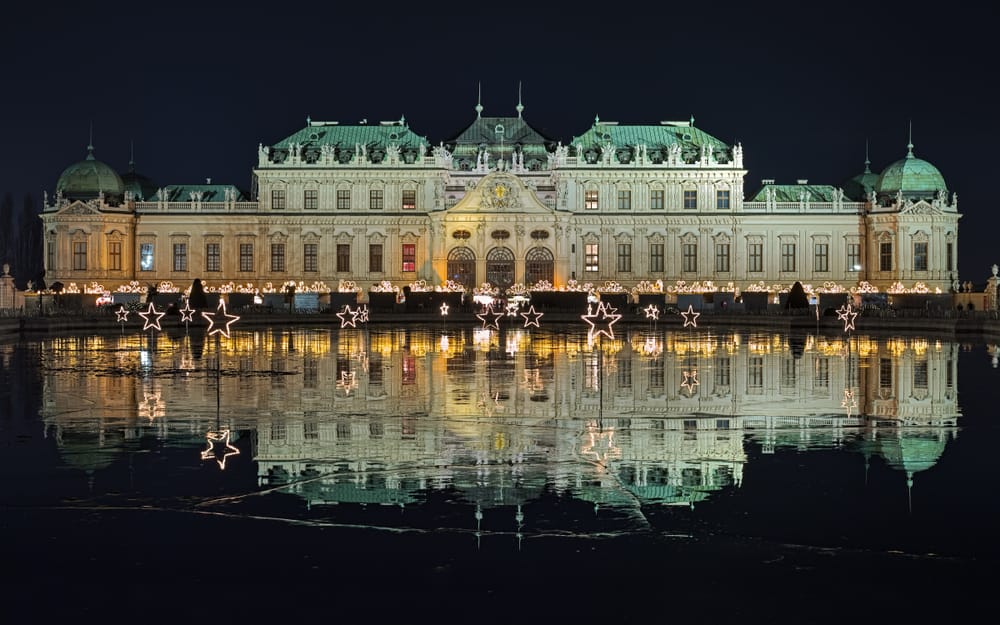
(120, 162, 157, 201)
(842, 160, 880, 202)
(878, 430, 947, 477)
(875, 145, 946, 200)
(56, 145, 125, 203)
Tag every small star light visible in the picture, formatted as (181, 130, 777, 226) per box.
(680, 305, 700, 328)
(836, 303, 858, 332)
(178, 301, 196, 323)
(138, 302, 166, 331)
(681, 370, 700, 396)
(520, 305, 544, 328)
(841, 388, 858, 417)
(505, 301, 520, 317)
(115, 305, 130, 323)
(357, 304, 370, 323)
(201, 430, 240, 470)
(336, 305, 359, 328)
(476, 304, 504, 330)
(336, 371, 358, 396)
(201, 299, 240, 338)
(581, 301, 622, 341)
(643, 304, 661, 320)
(440, 302, 449, 316)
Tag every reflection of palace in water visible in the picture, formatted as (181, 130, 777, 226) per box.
(33, 328, 960, 514)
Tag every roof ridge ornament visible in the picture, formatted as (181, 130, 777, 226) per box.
(475, 81, 483, 119)
(87, 121, 95, 160)
(907, 120, 914, 158)
(864, 138, 871, 173)
(516, 81, 524, 119)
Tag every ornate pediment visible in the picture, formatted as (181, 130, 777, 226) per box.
(448, 172, 553, 215)
(899, 200, 944, 216)
(57, 201, 100, 216)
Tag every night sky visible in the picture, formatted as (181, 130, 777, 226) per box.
(3, 2, 997, 278)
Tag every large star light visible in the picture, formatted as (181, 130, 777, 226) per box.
(115, 305, 130, 323)
(581, 302, 622, 341)
(179, 301, 196, 323)
(680, 305, 700, 328)
(336, 305, 360, 328)
(202, 299, 240, 338)
(477, 304, 504, 330)
(520, 305, 544, 328)
(643, 304, 661, 320)
(680, 370, 700, 396)
(201, 430, 240, 470)
(836, 303, 858, 332)
(841, 388, 858, 417)
(138, 302, 166, 331)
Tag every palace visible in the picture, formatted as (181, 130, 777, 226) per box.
(40, 100, 961, 297)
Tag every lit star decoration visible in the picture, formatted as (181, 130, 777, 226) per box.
(505, 301, 520, 317)
(115, 305, 130, 323)
(477, 304, 504, 330)
(201, 299, 240, 338)
(680, 305, 700, 328)
(138, 302, 166, 331)
(201, 430, 240, 470)
(581, 301, 622, 341)
(681, 370, 700, 396)
(520, 305, 544, 328)
(841, 388, 858, 417)
(836, 303, 858, 332)
(336, 305, 360, 328)
(357, 304, 370, 323)
(440, 302, 449, 316)
(178, 301, 196, 323)
(336, 371, 358, 396)
(643, 304, 661, 320)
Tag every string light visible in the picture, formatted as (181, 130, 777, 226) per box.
(202, 299, 240, 338)
(337, 305, 360, 328)
(115, 305, 129, 323)
(643, 304, 660, 320)
(581, 301, 621, 341)
(836, 303, 858, 332)
(520, 305, 543, 328)
(200, 430, 240, 470)
(681, 370, 700, 395)
(440, 302, 449, 316)
(137, 302, 166, 331)
(179, 301, 196, 323)
(477, 304, 504, 330)
(680, 305, 700, 328)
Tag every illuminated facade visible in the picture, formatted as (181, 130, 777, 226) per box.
(40, 102, 961, 296)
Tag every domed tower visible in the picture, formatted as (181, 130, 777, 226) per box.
(874, 135, 947, 206)
(120, 144, 157, 202)
(842, 142, 880, 202)
(55, 140, 125, 206)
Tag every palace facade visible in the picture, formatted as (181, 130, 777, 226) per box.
(40, 104, 962, 296)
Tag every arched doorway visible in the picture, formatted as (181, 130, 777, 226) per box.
(524, 247, 554, 286)
(486, 247, 515, 290)
(447, 247, 476, 291)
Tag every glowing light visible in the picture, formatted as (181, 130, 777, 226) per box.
(836, 303, 858, 332)
(643, 304, 661, 320)
(440, 334, 449, 351)
(841, 388, 858, 417)
(680, 305, 700, 328)
(520, 305, 543, 328)
(115, 306, 130, 323)
(202, 299, 240, 338)
(178, 301, 196, 323)
(336, 371, 358, 396)
(139, 390, 163, 423)
(357, 305, 370, 323)
(681, 370, 700, 396)
(201, 430, 240, 470)
(581, 301, 621, 341)
(476, 304, 504, 330)
(440, 302, 449, 316)
(337, 305, 360, 328)
(137, 302, 166, 331)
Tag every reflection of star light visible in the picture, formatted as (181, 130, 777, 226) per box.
(138, 302, 166, 331)
(139, 390, 163, 423)
(581, 302, 621, 340)
(643, 304, 660, 320)
(680, 370, 700, 395)
(440, 302, 449, 316)
(520, 305, 543, 328)
(505, 302, 520, 317)
(440, 334, 449, 351)
(336, 305, 360, 328)
(178, 301, 196, 322)
(836, 303, 858, 332)
(680, 305, 700, 328)
(476, 304, 504, 330)
(642, 337, 662, 358)
(336, 371, 358, 395)
(115, 306, 130, 323)
(357, 305, 370, 323)
(580, 422, 621, 468)
(201, 430, 240, 470)
(201, 299, 240, 338)
(841, 388, 858, 417)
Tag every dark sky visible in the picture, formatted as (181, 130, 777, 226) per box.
(3, 2, 997, 277)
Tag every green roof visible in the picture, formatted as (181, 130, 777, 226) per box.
(161, 184, 248, 202)
(571, 121, 730, 163)
(446, 116, 555, 153)
(842, 165, 880, 202)
(875, 148, 947, 198)
(272, 122, 427, 150)
(748, 183, 841, 202)
(121, 163, 158, 201)
(56, 146, 125, 201)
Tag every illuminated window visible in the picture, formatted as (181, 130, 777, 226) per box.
(650, 190, 664, 210)
(781, 243, 796, 272)
(683, 189, 697, 210)
(271, 243, 286, 272)
(304, 189, 318, 210)
(650, 243, 664, 272)
(584, 190, 598, 210)
(914, 242, 928, 271)
(715, 243, 730, 273)
(369, 244, 383, 273)
(303, 243, 318, 272)
(140, 242, 154, 271)
(172, 243, 187, 272)
(239, 243, 254, 272)
(748, 243, 763, 273)
(401, 243, 415, 272)
(73, 241, 87, 270)
(682, 243, 697, 273)
(401, 189, 416, 210)
(271, 189, 286, 210)
(370, 189, 383, 210)
(617, 190, 631, 210)
(716, 189, 730, 210)
(206, 243, 220, 272)
(617, 243, 631, 272)
(814, 243, 829, 272)
(108, 241, 121, 271)
(880, 242, 892, 272)
(584, 243, 599, 272)
(336, 244, 350, 273)
(336, 189, 350, 210)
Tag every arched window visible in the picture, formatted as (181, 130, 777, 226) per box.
(525, 247, 554, 286)
(486, 247, 515, 290)
(447, 247, 476, 291)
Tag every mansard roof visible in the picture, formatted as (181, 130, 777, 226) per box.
(571, 121, 730, 153)
(159, 184, 248, 202)
(748, 183, 841, 202)
(272, 120, 428, 150)
(444, 116, 557, 155)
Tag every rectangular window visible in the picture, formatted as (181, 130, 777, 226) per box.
(401, 243, 415, 272)
(108, 241, 121, 271)
(879, 358, 892, 391)
(584, 243, 599, 272)
(271, 189, 286, 210)
(617, 190, 631, 210)
(617, 243, 631, 272)
(140, 242, 154, 271)
(748, 243, 763, 273)
(47, 241, 55, 271)
(271, 243, 286, 272)
(336, 189, 350, 210)
(683, 189, 697, 210)
(303, 243, 318, 273)
(748, 357, 764, 392)
(206, 243, 221, 272)
(814, 243, 829, 272)
(682, 243, 697, 273)
(369, 244, 383, 273)
(815, 358, 830, 389)
(650, 190, 664, 210)
(914, 360, 928, 389)
(880, 242, 892, 272)
(715, 243, 730, 273)
(239, 243, 254, 272)
(584, 190, 599, 210)
(401, 189, 416, 210)
(337, 244, 350, 273)
(847, 242, 861, 271)
(781, 243, 796, 272)
(715, 357, 731, 387)
(369, 189, 383, 210)
(914, 242, 928, 271)
(716, 190, 730, 210)
(304, 189, 318, 210)
(172, 243, 187, 272)
(73, 241, 87, 270)
(650, 243, 664, 273)
(946, 242, 954, 272)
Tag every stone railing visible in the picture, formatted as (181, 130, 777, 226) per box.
(742, 201, 864, 213)
(135, 201, 260, 213)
